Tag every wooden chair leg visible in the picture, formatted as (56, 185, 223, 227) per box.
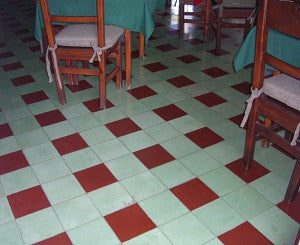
(125, 29, 132, 89)
(203, 1, 211, 42)
(284, 160, 300, 203)
(139, 33, 145, 58)
(51, 53, 66, 105)
(243, 102, 259, 170)
(115, 40, 122, 89)
(99, 52, 106, 110)
(261, 118, 272, 148)
(216, 13, 222, 54)
(179, 3, 184, 36)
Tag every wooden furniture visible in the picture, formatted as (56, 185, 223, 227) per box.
(40, 0, 124, 109)
(179, 0, 211, 41)
(241, 0, 300, 203)
(213, 0, 258, 54)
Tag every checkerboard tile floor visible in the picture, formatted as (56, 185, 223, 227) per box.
(0, 0, 299, 244)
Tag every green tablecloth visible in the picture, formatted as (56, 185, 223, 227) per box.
(234, 27, 300, 72)
(34, 0, 165, 44)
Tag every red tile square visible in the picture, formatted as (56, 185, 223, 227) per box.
(195, 92, 227, 107)
(186, 38, 205, 45)
(166, 75, 195, 88)
(0, 123, 13, 139)
(149, 35, 158, 41)
(2, 61, 24, 72)
(10, 74, 35, 87)
(0, 51, 14, 59)
(134, 144, 175, 169)
(74, 164, 117, 192)
(29, 45, 40, 52)
(171, 178, 219, 210)
(143, 62, 169, 72)
(20, 36, 35, 43)
(155, 44, 177, 52)
(52, 133, 88, 155)
(127, 85, 157, 99)
(229, 113, 245, 128)
(66, 80, 93, 92)
(226, 158, 270, 183)
(105, 204, 156, 242)
(7, 186, 50, 218)
(83, 98, 114, 113)
(35, 233, 72, 245)
(35, 109, 67, 127)
(176, 54, 201, 64)
(202, 67, 229, 78)
(21, 90, 49, 105)
(14, 28, 30, 35)
(0, 150, 29, 175)
(218, 222, 273, 245)
(153, 104, 187, 121)
(166, 29, 179, 35)
(130, 50, 147, 59)
(207, 49, 230, 56)
(232, 81, 251, 95)
(105, 118, 141, 137)
(277, 193, 300, 223)
(185, 127, 224, 148)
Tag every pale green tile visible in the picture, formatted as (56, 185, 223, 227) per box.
(124, 228, 171, 245)
(43, 121, 76, 140)
(0, 136, 20, 156)
(169, 115, 204, 134)
(60, 103, 90, 119)
(130, 111, 164, 129)
(0, 221, 24, 245)
(144, 123, 181, 143)
(0, 197, 14, 225)
(80, 125, 115, 146)
(23, 142, 59, 165)
(119, 131, 156, 152)
(16, 128, 48, 149)
(9, 116, 40, 135)
(94, 107, 127, 124)
(69, 113, 101, 132)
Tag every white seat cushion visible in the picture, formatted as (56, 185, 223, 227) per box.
(222, 0, 256, 8)
(55, 24, 124, 49)
(263, 74, 300, 111)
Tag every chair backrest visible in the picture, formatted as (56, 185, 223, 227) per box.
(253, 0, 300, 88)
(221, 0, 257, 8)
(39, 0, 105, 48)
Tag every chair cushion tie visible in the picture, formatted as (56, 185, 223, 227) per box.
(89, 42, 107, 63)
(45, 44, 63, 90)
(212, 4, 223, 17)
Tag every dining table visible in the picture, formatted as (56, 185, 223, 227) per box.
(234, 27, 300, 72)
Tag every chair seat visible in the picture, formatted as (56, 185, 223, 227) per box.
(264, 74, 300, 111)
(222, 0, 256, 8)
(55, 24, 124, 49)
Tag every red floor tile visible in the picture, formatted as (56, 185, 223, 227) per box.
(52, 133, 88, 155)
(127, 85, 157, 99)
(83, 98, 114, 113)
(229, 113, 245, 128)
(143, 62, 169, 72)
(195, 92, 227, 107)
(29, 45, 40, 52)
(232, 81, 251, 95)
(202, 67, 229, 78)
(105, 118, 141, 137)
(10, 74, 35, 87)
(176, 54, 201, 64)
(166, 75, 195, 88)
(35, 233, 72, 245)
(130, 50, 146, 59)
(277, 193, 300, 223)
(166, 29, 179, 35)
(7, 185, 50, 219)
(65, 80, 93, 93)
(0, 51, 14, 59)
(105, 204, 156, 242)
(134, 144, 175, 169)
(149, 35, 158, 41)
(185, 127, 224, 148)
(0, 150, 29, 175)
(186, 38, 205, 45)
(35, 109, 67, 127)
(171, 178, 219, 210)
(20, 36, 35, 43)
(153, 104, 187, 121)
(2, 61, 24, 71)
(207, 49, 230, 56)
(218, 222, 273, 245)
(74, 164, 117, 192)
(155, 44, 177, 52)
(21, 90, 49, 105)
(226, 158, 270, 183)
(0, 123, 13, 139)
(14, 28, 30, 35)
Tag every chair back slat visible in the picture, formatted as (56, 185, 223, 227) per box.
(50, 16, 97, 23)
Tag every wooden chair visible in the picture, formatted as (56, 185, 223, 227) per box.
(179, 0, 212, 42)
(241, 0, 300, 203)
(40, 0, 127, 109)
(213, 0, 258, 54)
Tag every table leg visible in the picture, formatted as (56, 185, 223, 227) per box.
(125, 29, 132, 89)
(139, 33, 145, 58)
